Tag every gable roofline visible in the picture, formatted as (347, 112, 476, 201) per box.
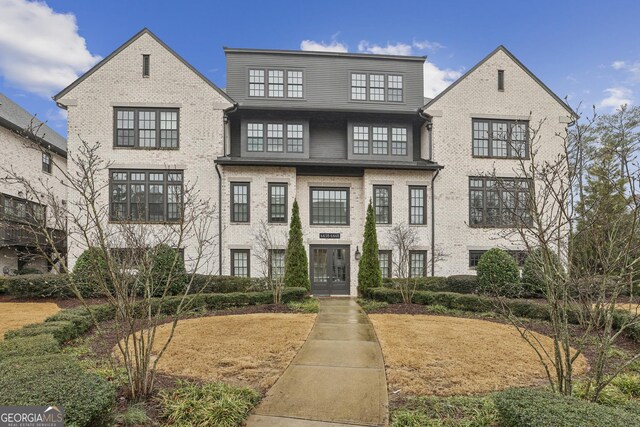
(53, 28, 235, 105)
(224, 47, 426, 62)
(423, 45, 576, 117)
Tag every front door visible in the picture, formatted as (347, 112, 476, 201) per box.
(310, 245, 350, 296)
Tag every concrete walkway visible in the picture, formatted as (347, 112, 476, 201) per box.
(246, 298, 388, 427)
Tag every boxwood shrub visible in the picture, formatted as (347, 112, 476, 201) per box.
(477, 248, 521, 297)
(0, 334, 60, 361)
(4, 274, 74, 298)
(494, 388, 640, 427)
(0, 354, 116, 427)
(189, 275, 267, 294)
(382, 275, 479, 295)
(4, 320, 78, 343)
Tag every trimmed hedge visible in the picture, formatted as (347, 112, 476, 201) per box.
(0, 334, 60, 361)
(382, 275, 479, 295)
(4, 274, 74, 298)
(189, 275, 267, 294)
(365, 287, 553, 320)
(494, 388, 640, 427)
(0, 354, 116, 427)
(4, 320, 79, 343)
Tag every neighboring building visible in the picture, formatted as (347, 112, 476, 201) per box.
(0, 93, 67, 274)
(55, 28, 574, 296)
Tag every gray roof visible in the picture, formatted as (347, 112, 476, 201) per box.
(0, 92, 66, 155)
(224, 47, 427, 62)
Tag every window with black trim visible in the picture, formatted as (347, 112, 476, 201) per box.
(231, 182, 250, 223)
(350, 73, 403, 102)
(0, 193, 45, 225)
(310, 187, 349, 225)
(352, 125, 408, 156)
(409, 186, 426, 225)
(373, 185, 391, 224)
(114, 108, 179, 149)
(109, 170, 182, 222)
(469, 249, 527, 268)
(246, 122, 304, 154)
(469, 177, 532, 228)
(498, 70, 504, 91)
(409, 250, 427, 277)
(249, 68, 303, 98)
(269, 249, 285, 278)
(142, 54, 150, 77)
(231, 249, 250, 277)
(472, 119, 528, 158)
(378, 250, 392, 278)
(42, 153, 51, 174)
(268, 183, 287, 223)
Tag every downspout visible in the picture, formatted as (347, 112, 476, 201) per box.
(431, 168, 440, 276)
(217, 103, 238, 276)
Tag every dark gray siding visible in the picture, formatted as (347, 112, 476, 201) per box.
(310, 119, 347, 159)
(226, 51, 424, 113)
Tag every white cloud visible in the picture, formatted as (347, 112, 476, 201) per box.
(300, 39, 348, 53)
(357, 41, 413, 56)
(423, 61, 462, 98)
(412, 40, 444, 52)
(599, 87, 633, 110)
(0, 0, 101, 97)
(612, 60, 627, 70)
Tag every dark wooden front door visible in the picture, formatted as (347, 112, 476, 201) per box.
(310, 245, 349, 296)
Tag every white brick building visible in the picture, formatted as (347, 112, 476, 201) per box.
(0, 93, 67, 274)
(55, 29, 574, 296)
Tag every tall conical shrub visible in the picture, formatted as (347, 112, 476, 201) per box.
(358, 200, 382, 294)
(284, 200, 310, 289)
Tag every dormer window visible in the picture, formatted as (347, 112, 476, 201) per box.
(249, 68, 303, 98)
(142, 54, 150, 77)
(350, 73, 403, 102)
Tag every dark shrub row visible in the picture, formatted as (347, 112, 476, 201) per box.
(494, 388, 640, 426)
(0, 354, 116, 427)
(3, 273, 277, 299)
(382, 275, 479, 294)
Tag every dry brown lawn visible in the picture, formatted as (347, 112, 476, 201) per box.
(369, 314, 588, 397)
(119, 313, 315, 390)
(0, 302, 60, 339)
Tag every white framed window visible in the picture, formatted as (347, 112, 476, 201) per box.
(387, 75, 403, 102)
(287, 71, 303, 98)
(249, 69, 265, 97)
(247, 123, 264, 151)
(268, 70, 284, 97)
(351, 73, 367, 100)
(353, 126, 369, 154)
(267, 123, 284, 152)
(369, 74, 385, 101)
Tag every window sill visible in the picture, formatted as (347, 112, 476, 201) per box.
(108, 220, 181, 225)
(471, 155, 530, 161)
(229, 221, 251, 225)
(113, 146, 180, 151)
(309, 224, 350, 228)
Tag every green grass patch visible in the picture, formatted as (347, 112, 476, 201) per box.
(115, 403, 150, 426)
(158, 380, 260, 427)
(357, 299, 389, 312)
(391, 394, 498, 427)
(287, 297, 319, 313)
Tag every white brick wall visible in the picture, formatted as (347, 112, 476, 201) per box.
(426, 48, 572, 276)
(57, 32, 231, 271)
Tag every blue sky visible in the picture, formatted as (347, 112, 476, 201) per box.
(1, 0, 639, 137)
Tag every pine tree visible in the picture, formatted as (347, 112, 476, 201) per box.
(358, 200, 382, 294)
(284, 200, 310, 289)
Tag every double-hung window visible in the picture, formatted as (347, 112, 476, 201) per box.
(378, 250, 392, 278)
(352, 125, 408, 157)
(268, 183, 287, 223)
(110, 170, 183, 222)
(249, 68, 303, 98)
(350, 73, 403, 102)
(469, 177, 531, 228)
(373, 185, 392, 224)
(42, 153, 51, 173)
(310, 188, 349, 225)
(246, 122, 304, 154)
(472, 119, 528, 159)
(409, 250, 427, 278)
(114, 108, 179, 149)
(409, 186, 427, 225)
(231, 249, 250, 277)
(231, 182, 250, 223)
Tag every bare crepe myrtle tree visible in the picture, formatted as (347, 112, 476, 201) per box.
(487, 106, 640, 399)
(386, 223, 446, 303)
(1, 124, 219, 400)
(253, 219, 287, 304)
